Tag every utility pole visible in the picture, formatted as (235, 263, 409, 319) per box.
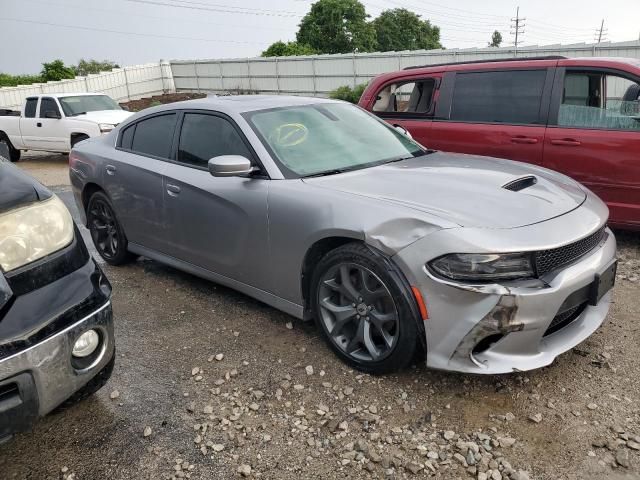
(594, 19, 608, 43)
(510, 7, 526, 55)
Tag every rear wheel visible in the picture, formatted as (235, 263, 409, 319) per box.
(311, 243, 418, 374)
(0, 136, 20, 162)
(87, 191, 136, 266)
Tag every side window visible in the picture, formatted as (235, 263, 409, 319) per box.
(558, 71, 640, 131)
(130, 114, 177, 158)
(119, 124, 135, 150)
(373, 79, 436, 114)
(39, 98, 60, 118)
(450, 70, 547, 124)
(177, 113, 252, 167)
(24, 98, 38, 118)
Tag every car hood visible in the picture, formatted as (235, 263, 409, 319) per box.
(0, 160, 52, 215)
(73, 110, 133, 125)
(303, 152, 587, 229)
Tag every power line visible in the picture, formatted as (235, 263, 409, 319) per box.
(510, 6, 525, 54)
(125, 0, 304, 18)
(0, 17, 270, 45)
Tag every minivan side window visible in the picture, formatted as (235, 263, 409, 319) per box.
(130, 114, 177, 159)
(24, 98, 38, 118)
(558, 71, 640, 131)
(177, 113, 252, 167)
(450, 70, 547, 125)
(373, 79, 436, 114)
(39, 98, 60, 118)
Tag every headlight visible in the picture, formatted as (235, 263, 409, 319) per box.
(0, 196, 74, 272)
(429, 253, 534, 282)
(99, 123, 115, 133)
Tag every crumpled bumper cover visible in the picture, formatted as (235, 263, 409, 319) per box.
(393, 195, 616, 374)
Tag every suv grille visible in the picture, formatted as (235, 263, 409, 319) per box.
(535, 227, 606, 277)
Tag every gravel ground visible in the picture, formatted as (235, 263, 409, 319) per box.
(1, 153, 639, 480)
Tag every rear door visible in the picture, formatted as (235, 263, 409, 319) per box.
(429, 68, 555, 166)
(28, 97, 67, 151)
(17, 97, 45, 150)
(544, 65, 640, 228)
(162, 110, 270, 288)
(366, 74, 442, 147)
(104, 112, 176, 253)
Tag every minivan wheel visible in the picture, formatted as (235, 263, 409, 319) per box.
(87, 191, 136, 265)
(311, 243, 418, 374)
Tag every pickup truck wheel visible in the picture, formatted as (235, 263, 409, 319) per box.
(71, 134, 90, 149)
(0, 137, 20, 162)
(87, 191, 136, 265)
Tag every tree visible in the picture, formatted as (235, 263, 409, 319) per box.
(40, 60, 76, 81)
(297, 0, 376, 54)
(262, 41, 317, 57)
(76, 59, 119, 76)
(488, 30, 503, 47)
(372, 8, 441, 52)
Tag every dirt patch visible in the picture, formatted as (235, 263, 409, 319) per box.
(122, 93, 207, 112)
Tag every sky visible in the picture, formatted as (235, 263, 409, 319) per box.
(1, 0, 639, 74)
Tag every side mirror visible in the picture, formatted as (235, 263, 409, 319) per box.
(208, 155, 254, 177)
(121, 105, 130, 111)
(394, 124, 413, 139)
(44, 110, 61, 119)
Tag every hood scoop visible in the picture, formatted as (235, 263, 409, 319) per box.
(503, 175, 537, 192)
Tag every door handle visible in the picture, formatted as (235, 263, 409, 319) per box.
(166, 184, 181, 196)
(36, 122, 42, 127)
(510, 136, 538, 144)
(550, 138, 581, 147)
(105, 165, 117, 175)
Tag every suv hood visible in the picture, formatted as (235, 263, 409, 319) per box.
(73, 110, 133, 125)
(303, 152, 587, 229)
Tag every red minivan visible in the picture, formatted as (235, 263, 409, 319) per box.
(359, 56, 640, 230)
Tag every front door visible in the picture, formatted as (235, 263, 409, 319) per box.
(544, 67, 640, 228)
(162, 111, 270, 289)
(428, 68, 555, 166)
(368, 75, 442, 147)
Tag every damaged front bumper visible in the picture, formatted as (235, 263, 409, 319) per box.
(393, 195, 616, 374)
(0, 237, 114, 439)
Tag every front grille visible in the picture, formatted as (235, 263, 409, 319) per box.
(535, 227, 606, 277)
(544, 302, 587, 336)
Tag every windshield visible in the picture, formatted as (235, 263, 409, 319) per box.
(244, 103, 425, 177)
(58, 95, 121, 116)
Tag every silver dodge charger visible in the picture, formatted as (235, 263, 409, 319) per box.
(69, 95, 617, 374)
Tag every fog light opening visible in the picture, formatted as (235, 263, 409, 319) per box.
(72, 330, 100, 358)
(472, 334, 505, 355)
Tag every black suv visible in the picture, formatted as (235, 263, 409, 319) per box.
(0, 146, 114, 442)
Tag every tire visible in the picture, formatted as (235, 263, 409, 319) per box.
(0, 136, 20, 162)
(58, 354, 115, 410)
(71, 134, 90, 149)
(311, 242, 418, 374)
(87, 191, 136, 266)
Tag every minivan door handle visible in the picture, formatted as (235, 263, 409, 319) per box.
(166, 184, 181, 196)
(510, 136, 538, 144)
(105, 165, 117, 175)
(550, 138, 582, 147)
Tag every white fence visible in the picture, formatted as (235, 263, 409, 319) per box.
(0, 61, 175, 110)
(2, 40, 639, 111)
(170, 40, 640, 97)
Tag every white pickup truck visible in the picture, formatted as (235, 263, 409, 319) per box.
(0, 93, 133, 161)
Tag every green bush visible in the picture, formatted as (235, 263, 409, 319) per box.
(329, 83, 368, 104)
(0, 73, 43, 87)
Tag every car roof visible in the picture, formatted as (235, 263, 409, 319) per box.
(31, 93, 110, 99)
(147, 95, 343, 115)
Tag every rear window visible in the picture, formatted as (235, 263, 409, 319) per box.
(450, 70, 547, 124)
(129, 114, 177, 159)
(24, 98, 37, 118)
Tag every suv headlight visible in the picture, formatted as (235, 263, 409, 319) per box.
(0, 196, 74, 272)
(429, 253, 534, 282)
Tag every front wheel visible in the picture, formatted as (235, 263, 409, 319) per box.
(311, 243, 419, 374)
(87, 191, 136, 266)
